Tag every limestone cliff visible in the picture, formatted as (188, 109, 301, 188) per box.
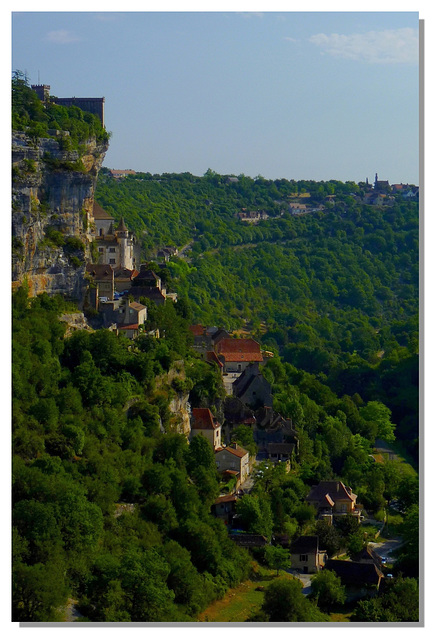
(12, 132, 108, 301)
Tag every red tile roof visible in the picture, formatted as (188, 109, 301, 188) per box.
(215, 338, 263, 362)
(118, 324, 139, 331)
(216, 444, 249, 458)
(191, 407, 219, 430)
(189, 324, 205, 336)
(206, 351, 223, 368)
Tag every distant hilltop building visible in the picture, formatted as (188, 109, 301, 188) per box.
(92, 202, 140, 270)
(373, 173, 390, 193)
(109, 169, 137, 179)
(31, 84, 105, 126)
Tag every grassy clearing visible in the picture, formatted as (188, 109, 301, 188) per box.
(197, 568, 298, 622)
(329, 607, 354, 622)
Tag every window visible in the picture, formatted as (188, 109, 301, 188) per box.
(299, 554, 308, 562)
(99, 228, 104, 236)
(109, 247, 116, 253)
(98, 247, 104, 252)
(109, 259, 116, 264)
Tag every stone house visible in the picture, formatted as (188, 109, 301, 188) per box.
(253, 406, 299, 461)
(306, 481, 362, 524)
(232, 362, 273, 408)
(156, 246, 178, 262)
(113, 266, 139, 292)
(266, 443, 296, 467)
(353, 545, 384, 571)
(92, 203, 139, 270)
(109, 169, 136, 179)
(190, 407, 222, 450)
(188, 325, 230, 356)
(323, 559, 384, 601)
(117, 323, 140, 339)
(129, 266, 177, 305)
(99, 299, 147, 331)
(215, 443, 250, 486)
(290, 536, 327, 574)
(211, 494, 237, 525)
(86, 263, 115, 308)
(214, 337, 263, 373)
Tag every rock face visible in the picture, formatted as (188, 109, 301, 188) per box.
(169, 392, 192, 438)
(12, 132, 108, 301)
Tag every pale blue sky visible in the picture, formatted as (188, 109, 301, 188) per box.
(12, 10, 419, 183)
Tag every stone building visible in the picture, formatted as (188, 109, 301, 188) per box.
(190, 407, 222, 451)
(92, 202, 139, 270)
(31, 84, 105, 126)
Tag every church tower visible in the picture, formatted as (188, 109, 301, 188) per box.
(115, 217, 132, 269)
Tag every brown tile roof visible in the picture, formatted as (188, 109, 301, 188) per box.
(93, 202, 114, 220)
(131, 288, 166, 302)
(266, 443, 296, 456)
(290, 536, 320, 554)
(115, 217, 128, 232)
(86, 263, 114, 281)
(230, 534, 268, 547)
(354, 545, 383, 568)
(215, 337, 263, 362)
(214, 495, 238, 505)
(113, 267, 137, 279)
(129, 301, 147, 312)
(118, 323, 139, 331)
(110, 169, 136, 177)
(324, 559, 383, 586)
(192, 407, 219, 430)
(320, 494, 335, 507)
(306, 481, 356, 504)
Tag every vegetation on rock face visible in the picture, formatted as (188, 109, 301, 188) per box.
(12, 71, 110, 148)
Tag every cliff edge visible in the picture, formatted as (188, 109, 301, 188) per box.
(12, 132, 108, 301)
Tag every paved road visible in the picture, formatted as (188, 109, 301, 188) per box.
(286, 570, 313, 595)
(369, 537, 404, 562)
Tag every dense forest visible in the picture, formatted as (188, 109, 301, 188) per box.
(12, 287, 419, 622)
(95, 169, 419, 462)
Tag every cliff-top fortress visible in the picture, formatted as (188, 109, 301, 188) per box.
(31, 84, 105, 126)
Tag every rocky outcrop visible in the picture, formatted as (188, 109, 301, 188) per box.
(58, 312, 93, 337)
(169, 392, 191, 438)
(12, 132, 108, 301)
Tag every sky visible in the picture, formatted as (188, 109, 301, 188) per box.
(10, 6, 421, 184)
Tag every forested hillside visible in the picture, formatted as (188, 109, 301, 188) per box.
(12, 286, 419, 622)
(12, 288, 253, 621)
(95, 170, 419, 460)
